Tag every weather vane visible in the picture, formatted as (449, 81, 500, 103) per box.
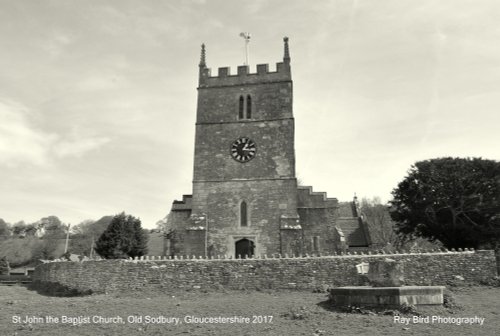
(239, 32, 251, 65)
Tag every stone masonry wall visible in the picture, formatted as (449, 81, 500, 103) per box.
(196, 82, 293, 124)
(191, 179, 299, 256)
(33, 250, 497, 294)
(193, 119, 296, 181)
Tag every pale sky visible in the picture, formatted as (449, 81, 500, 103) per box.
(1, 0, 499, 228)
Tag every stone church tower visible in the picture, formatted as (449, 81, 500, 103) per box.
(166, 38, 369, 258)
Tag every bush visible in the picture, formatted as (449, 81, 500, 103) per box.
(30, 281, 94, 297)
(398, 302, 419, 315)
(0, 238, 42, 267)
(478, 276, 500, 287)
(95, 212, 148, 259)
(443, 290, 463, 310)
(0, 257, 10, 275)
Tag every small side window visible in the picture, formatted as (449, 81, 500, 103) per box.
(312, 236, 320, 252)
(240, 201, 248, 227)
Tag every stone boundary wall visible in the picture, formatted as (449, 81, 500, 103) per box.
(496, 250, 500, 275)
(33, 250, 497, 294)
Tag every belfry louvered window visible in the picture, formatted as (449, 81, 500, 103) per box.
(246, 95, 252, 118)
(238, 95, 252, 119)
(238, 96, 245, 119)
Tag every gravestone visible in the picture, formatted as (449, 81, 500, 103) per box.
(366, 258, 404, 287)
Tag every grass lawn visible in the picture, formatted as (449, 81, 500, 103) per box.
(1, 285, 499, 336)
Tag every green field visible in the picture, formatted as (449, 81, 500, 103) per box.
(1, 285, 499, 335)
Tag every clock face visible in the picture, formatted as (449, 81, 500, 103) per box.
(230, 137, 256, 163)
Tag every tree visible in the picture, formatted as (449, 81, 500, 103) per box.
(361, 197, 440, 251)
(37, 216, 66, 237)
(0, 219, 11, 239)
(360, 197, 399, 248)
(32, 238, 65, 260)
(94, 213, 148, 259)
(0, 237, 43, 266)
(33, 216, 68, 259)
(10, 220, 38, 237)
(154, 214, 169, 232)
(69, 217, 112, 256)
(11, 221, 27, 236)
(390, 157, 500, 249)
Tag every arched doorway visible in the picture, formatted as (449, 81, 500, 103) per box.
(235, 238, 255, 259)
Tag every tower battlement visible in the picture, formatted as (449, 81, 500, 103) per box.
(198, 37, 291, 88)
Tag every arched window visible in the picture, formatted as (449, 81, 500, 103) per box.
(246, 95, 252, 118)
(240, 201, 248, 227)
(238, 96, 244, 119)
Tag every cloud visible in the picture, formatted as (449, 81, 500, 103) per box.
(0, 99, 53, 166)
(76, 72, 129, 91)
(53, 136, 110, 158)
(44, 30, 74, 58)
(0, 98, 110, 167)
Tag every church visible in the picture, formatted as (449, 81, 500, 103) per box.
(165, 38, 370, 258)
